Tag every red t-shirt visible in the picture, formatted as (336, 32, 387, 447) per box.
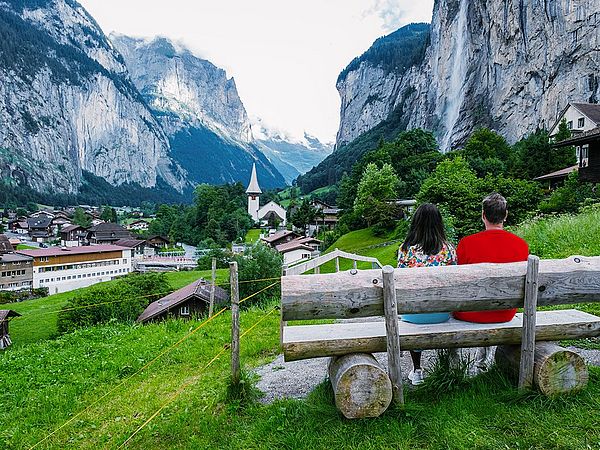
(453, 229, 529, 323)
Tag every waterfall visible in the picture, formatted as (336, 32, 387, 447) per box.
(440, 0, 469, 152)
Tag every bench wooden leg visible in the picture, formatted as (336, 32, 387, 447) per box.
(328, 353, 392, 419)
(496, 343, 589, 396)
(382, 265, 404, 405)
(519, 255, 540, 389)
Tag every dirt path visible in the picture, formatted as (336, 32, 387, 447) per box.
(254, 347, 600, 403)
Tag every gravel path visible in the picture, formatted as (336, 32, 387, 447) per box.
(254, 346, 600, 404)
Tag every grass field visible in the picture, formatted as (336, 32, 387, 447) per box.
(2, 209, 600, 449)
(8, 269, 229, 346)
(16, 244, 36, 250)
(244, 229, 262, 243)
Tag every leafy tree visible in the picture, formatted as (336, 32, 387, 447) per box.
(16, 207, 27, 217)
(417, 157, 484, 237)
(233, 243, 282, 306)
(513, 128, 576, 179)
(550, 118, 577, 170)
(458, 128, 514, 177)
(26, 201, 38, 212)
(100, 206, 117, 223)
(72, 207, 91, 227)
(290, 199, 318, 231)
(354, 163, 400, 229)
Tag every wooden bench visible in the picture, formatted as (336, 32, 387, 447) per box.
(281, 255, 600, 418)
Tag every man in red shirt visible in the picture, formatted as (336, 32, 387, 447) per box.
(452, 193, 529, 372)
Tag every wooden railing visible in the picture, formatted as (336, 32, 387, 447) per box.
(283, 248, 382, 276)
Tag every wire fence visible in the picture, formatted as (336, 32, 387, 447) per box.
(27, 279, 281, 450)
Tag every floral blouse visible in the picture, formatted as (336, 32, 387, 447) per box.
(397, 242, 457, 268)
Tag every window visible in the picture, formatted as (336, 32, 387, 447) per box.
(567, 121, 573, 129)
(578, 117, 585, 128)
(180, 305, 190, 316)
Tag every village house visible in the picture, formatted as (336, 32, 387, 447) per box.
(7, 219, 28, 235)
(276, 236, 322, 266)
(60, 224, 88, 247)
(126, 220, 150, 232)
(27, 215, 54, 242)
(137, 279, 228, 322)
(114, 238, 156, 258)
(307, 199, 341, 234)
(540, 102, 600, 185)
(0, 310, 21, 349)
(16, 245, 133, 294)
(0, 235, 33, 291)
(261, 229, 301, 248)
(87, 223, 132, 245)
(146, 235, 170, 249)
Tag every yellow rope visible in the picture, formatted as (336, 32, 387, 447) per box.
(117, 307, 278, 448)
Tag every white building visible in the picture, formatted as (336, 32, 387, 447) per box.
(16, 245, 133, 294)
(549, 102, 600, 166)
(246, 163, 287, 226)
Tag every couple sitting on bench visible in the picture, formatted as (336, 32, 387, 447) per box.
(398, 193, 529, 385)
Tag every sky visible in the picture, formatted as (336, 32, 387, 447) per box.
(79, 0, 434, 143)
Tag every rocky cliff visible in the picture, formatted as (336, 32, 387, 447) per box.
(336, 0, 600, 151)
(0, 0, 187, 195)
(111, 34, 286, 189)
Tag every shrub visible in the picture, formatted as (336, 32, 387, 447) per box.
(57, 273, 172, 333)
(539, 172, 599, 214)
(232, 243, 282, 306)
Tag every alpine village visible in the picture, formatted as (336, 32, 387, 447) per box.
(1, 1, 600, 449)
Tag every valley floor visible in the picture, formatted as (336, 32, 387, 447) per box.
(2, 207, 600, 449)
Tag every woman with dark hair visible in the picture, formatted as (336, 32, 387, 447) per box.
(398, 203, 457, 385)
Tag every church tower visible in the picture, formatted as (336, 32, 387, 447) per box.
(246, 163, 262, 222)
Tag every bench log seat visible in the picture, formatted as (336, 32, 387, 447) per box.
(283, 310, 600, 361)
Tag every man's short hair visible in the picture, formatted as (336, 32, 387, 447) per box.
(482, 193, 507, 224)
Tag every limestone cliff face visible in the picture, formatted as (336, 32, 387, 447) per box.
(336, 0, 600, 151)
(111, 34, 286, 189)
(111, 34, 252, 144)
(0, 0, 187, 194)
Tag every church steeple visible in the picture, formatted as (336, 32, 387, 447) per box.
(247, 163, 261, 222)
(246, 163, 262, 195)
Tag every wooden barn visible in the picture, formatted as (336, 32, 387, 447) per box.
(0, 310, 21, 349)
(137, 279, 228, 323)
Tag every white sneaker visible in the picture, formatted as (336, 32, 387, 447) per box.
(408, 369, 425, 385)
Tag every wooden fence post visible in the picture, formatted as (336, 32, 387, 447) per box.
(208, 257, 216, 317)
(230, 261, 240, 385)
(519, 255, 540, 389)
(382, 265, 404, 405)
(280, 264, 288, 346)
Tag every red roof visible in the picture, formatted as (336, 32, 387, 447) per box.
(16, 245, 129, 258)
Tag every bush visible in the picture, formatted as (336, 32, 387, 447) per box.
(233, 243, 282, 306)
(197, 247, 232, 270)
(57, 273, 172, 333)
(0, 287, 48, 304)
(539, 172, 599, 214)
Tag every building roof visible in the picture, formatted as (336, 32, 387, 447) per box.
(0, 253, 32, 263)
(276, 241, 314, 253)
(137, 279, 228, 323)
(0, 310, 21, 321)
(553, 126, 600, 147)
(113, 239, 147, 248)
(88, 222, 131, 241)
(16, 245, 128, 258)
(60, 224, 86, 233)
(534, 165, 579, 181)
(261, 230, 299, 244)
(147, 235, 170, 243)
(27, 216, 52, 229)
(246, 163, 262, 195)
(572, 103, 600, 125)
(0, 235, 13, 254)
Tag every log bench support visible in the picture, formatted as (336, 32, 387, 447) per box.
(328, 353, 392, 419)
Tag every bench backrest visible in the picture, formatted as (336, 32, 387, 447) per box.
(281, 256, 600, 322)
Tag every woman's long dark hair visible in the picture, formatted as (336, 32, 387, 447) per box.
(401, 203, 447, 256)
